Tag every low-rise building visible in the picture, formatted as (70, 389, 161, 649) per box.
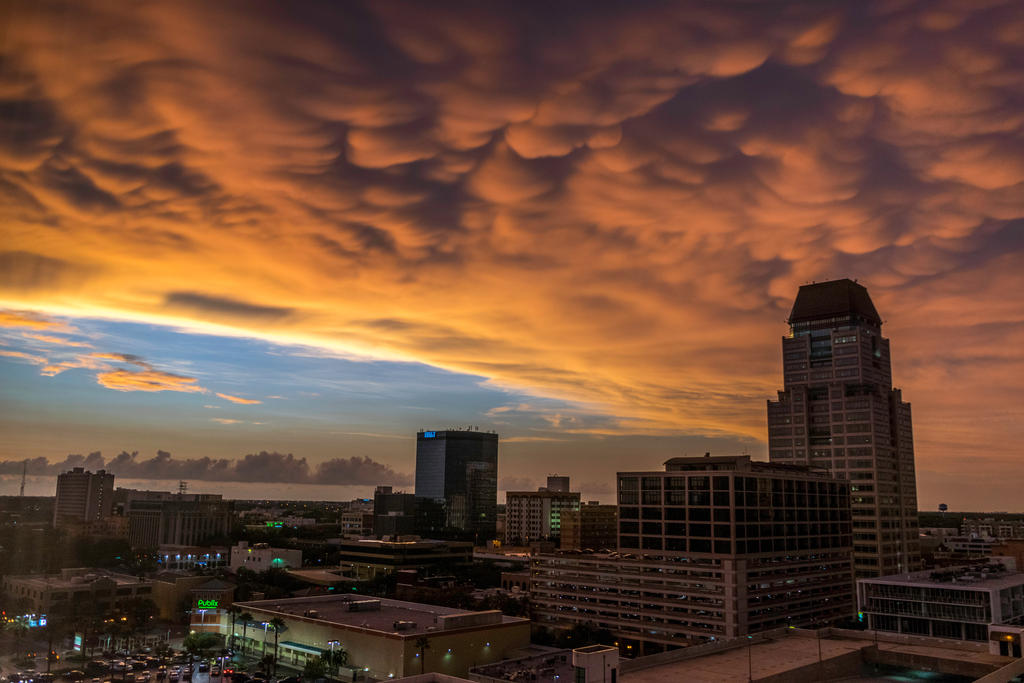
(189, 579, 236, 634)
(156, 545, 228, 570)
(857, 558, 1024, 645)
(230, 541, 302, 571)
(341, 511, 374, 537)
(232, 594, 530, 679)
(2, 568, 153, 618)
(330, 537, 473, 580)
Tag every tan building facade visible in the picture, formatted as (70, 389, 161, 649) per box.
(231, 595, 529, 680)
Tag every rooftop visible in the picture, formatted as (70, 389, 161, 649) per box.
(652, 454, 834, 478)
(235, 594, 526, 637)
(620, 628, 1009, 682)
(861, 559, 1024, 590)
(5, 569, 148, 589)
(788, 278, 881, 326)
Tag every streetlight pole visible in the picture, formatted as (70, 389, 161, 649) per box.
(747, 635, 753, 683)
(817, 628, 823, 680)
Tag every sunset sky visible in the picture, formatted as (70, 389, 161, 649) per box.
(1, 0, 1022, 509)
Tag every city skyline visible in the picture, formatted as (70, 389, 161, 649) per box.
(2, 0, 1023, 510)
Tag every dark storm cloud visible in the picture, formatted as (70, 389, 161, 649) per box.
(0, 450, 412, 486)
(164, 293, 296, 322)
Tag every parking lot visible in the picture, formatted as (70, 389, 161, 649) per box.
(0, 651, 288, 683)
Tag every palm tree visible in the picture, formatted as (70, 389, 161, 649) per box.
(415, 637, 431, 675)
(321, 647, 348, 677)
(268, 618, 286, 677)
(238, 612, 254, 658)
(226, 606, 241, 653)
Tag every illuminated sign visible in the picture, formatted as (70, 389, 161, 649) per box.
(74, 634, 83, 652)
(423, 431, 436, 438)
(196, 599, 219, 609)
(265, 521, 283, 528)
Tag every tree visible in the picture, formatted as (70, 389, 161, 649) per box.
(302, 656, 327, 680)
(226, 606, 241, 652)
(321, 647, 348, 676)
(238, 612, 254, 657)
(268, 617, 286, 676)
(414, 637, 431, 675)
(183, 632, 221, 659)
(259, 654, 275, 674)
(5, 616, 29, 660)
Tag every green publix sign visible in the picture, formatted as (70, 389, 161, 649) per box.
(196, 599, 219, 609)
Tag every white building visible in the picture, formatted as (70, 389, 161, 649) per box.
(857, 558, 1024, 653)
(504, 489, 580, 545)
(230, 541, 302, 571)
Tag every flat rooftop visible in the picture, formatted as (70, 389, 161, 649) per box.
(862, 562, 1024, 590)
(5, 571, 147, 589)
(624, 631, 1010, 682)
(235, 594, 526, 637)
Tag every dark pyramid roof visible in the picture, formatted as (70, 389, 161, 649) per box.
(788, 279, 881, 325)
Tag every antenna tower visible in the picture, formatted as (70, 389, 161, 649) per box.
(19, 460, 27, 497)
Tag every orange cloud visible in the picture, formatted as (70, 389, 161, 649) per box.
(0, 310, 68, 331)
(211, 418, 243, 425)
(23, 333, 93, 348)
(216, 392, 262, 405)
(96, 368, 206, 393)
(0, 349, 48, 364)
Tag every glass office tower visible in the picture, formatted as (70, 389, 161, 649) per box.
(414, 429, 498, 542)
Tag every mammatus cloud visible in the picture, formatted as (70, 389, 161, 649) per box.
(216, 392, 262, 405)
(0, 0, 1022, 498)
(0, 450, 413, 487)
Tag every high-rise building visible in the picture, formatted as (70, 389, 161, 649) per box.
(545, 475, 571, 492)
(530, 455, 854, 654)
(53, 467, 114, 527)
(767, 279, 920, 577)
(414, 429, 498, 542)
(372, 485, 418, 537)
(116, 488, 233, 548)
(505, 486, 581, 545)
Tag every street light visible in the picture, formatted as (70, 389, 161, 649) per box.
(747, 635, 753, 683)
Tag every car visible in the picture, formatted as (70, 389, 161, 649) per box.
(66, 671, 86, 681)
(137, 674, 151, 683)
(37, 674, 55, 683)
(278, 677, 301, 683)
